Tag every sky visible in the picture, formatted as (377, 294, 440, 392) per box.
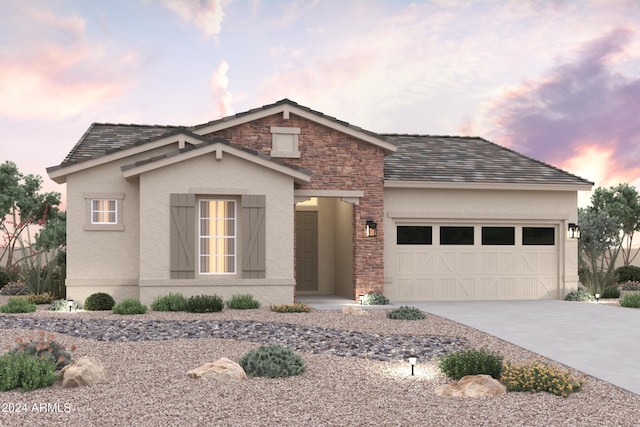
(1, 0, 640, 209)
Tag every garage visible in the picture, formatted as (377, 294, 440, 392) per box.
(392, 223, 559, 300)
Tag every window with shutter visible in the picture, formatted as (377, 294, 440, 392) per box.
(241, 195, 266, 278)
(170, 194, 195, 279)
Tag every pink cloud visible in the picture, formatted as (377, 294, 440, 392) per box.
(210, 61, 233, 117)
(158, 0, 225, 37)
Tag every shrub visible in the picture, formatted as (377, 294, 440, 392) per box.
(620, 292, 640, 308)
(49, 299, 79, 312)
(501, 359, 584, 397)
(26, 292, 56, 305)
(84, 292, 116, 311)
(0, 270, 10, 289)
(362, 292, 390, 305)
(0, 281, 30, 296)
(0, 353, 57, 392)
(226, 294, 260, 310)
(239, 344, 305, 378)
(564, 287, 595, 302)
(151, 293, 187, 312)
(8, 331, 76, 370)
(620, 281, 640, 291)
(387, 306, 425, 320)
(270, 302, 312, 313)
(185, 294, 224, 313)
(0, 297, 37, 313)
(601, 286, 620, 299)
(112, 298, 147, 315)
(616, 265, 640, 283)
(438, 347, 503, 380)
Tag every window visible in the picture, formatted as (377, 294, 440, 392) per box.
(482, 227, 515, 245)
(397, 226, 432, 245)
(440, 226, 474, 245)
(91, 199, 117, 224)
(523, 227, 555, 245)
(199, 200, 236, 274)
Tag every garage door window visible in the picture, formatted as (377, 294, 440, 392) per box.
(397, 226, 432, 245)
(440, 226, 474, 245)
(482, 227, 515, 245)
(523, 227, 555, 245)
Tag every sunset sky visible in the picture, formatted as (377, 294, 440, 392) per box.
(2, 0, 639, 208)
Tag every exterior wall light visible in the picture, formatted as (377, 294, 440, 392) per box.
(366, 220, 377, 237)
(67, 300, 74, 312)
(568, 223, 581, 239)
(409, 355, 417, 376)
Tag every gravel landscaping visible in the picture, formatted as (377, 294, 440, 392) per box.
(0, 302, 639, 426)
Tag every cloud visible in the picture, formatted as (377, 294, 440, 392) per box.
(210, 61, 233, 117)
(158, 0, 225, 37)
(482, 28, 640, 189)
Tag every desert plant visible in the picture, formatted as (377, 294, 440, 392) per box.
(438, 347, 503, 380)
(601, 286, 620, 299)
(185, 294, 224, 313)
(84, 292, 116, 311)
(615, 265, 640, 283)
(8, 331, 76, 370)
(239, 344, 305, 378)
(564, 287, 595, 302)
(619, 281, 640, 291)
(25, 292, 55, 305)
(362, 292, 390, 305)
(48, 299, 79, 312)
(0, 297, 37, 313)
(500, 359, 584, 397)
(620, 292, 640, 308)
(151, 293, 187, 312)
(112, 298, 147, 315)
(386, 306, 425, 320)
(0, 281, 30, 296)
(270, 302, 312, 313)
(0, 352, 58, 391)
(225, 293, 260, 310)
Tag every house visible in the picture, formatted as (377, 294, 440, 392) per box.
(47, 99, 593, 305)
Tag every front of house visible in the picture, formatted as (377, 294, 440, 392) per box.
(47, 99, 593, 305)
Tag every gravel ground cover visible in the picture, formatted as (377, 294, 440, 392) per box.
(0, 301, 638, 426)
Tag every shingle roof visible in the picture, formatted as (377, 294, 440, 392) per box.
(383, 134, 593, 186)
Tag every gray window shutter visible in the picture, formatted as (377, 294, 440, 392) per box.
(242, 195, 266, 278)
(170, 194, 195, 279)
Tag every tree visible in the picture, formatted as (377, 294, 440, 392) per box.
(0, 161, 62, 271)
(590, 183, 640, 266)
(578, 208, 621, 293)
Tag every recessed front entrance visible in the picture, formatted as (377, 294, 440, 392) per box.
(295, 211, 318, 291)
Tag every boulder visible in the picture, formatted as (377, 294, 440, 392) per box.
(60, 356, 109, 388)
(342, 306, 369, 316)
(187, 358, 247, 382)
(435, 374, 507, 398)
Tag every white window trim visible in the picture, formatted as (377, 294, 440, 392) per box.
(198, 199, 237, 275)
(270, 126, 301, 158)
(83, 192, 125, 231)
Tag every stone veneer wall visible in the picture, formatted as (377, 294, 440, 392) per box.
(205, 113, 385, 298)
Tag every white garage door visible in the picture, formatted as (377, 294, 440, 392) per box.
(393, 224, 559, 300)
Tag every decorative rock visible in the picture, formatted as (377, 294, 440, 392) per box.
(187, 358, 247, 382)
(342, 306, 369, 316)
(60, 356, 109, 388)
(435, 374, 507, 398)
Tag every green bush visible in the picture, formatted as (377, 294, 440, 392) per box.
(0, 282, 30, 296)
(0, 270, 10, 289)
(239, 344, 305, 378)
(185, 294, 224, 313)
(112, 298, 147, 315)
(0, 297, 37, 313)
(601, 286, 620, 299)
(501, 359, 583, 397)
(387, 306, 425, 320)
(564, 287, 595, 302)
(48, 299, 79, 312)
(9, 331, 75, 370)
(620, 292, 640, 308)
(270, 302, 311, 313)
(438, 348, 503, 380)
(26, 292, 56, 305)
(84, 292, 116, 311)
(0, 353, 57, 392)
(362, 292, 390, 305)
(151, 293, 187, 312)
(616, 265, 640, 283)
(226, 294, 260, 309)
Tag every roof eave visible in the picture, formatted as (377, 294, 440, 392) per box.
(384, 180, 594, 191)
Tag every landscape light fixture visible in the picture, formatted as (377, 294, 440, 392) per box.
(595, 293, 600, 303)
(568, 223, 581, 239)
(409, 355, 417, 376)
(366, 220, 377, 237)
(359, 294, 365, 305)
(67, 300, 74, 312)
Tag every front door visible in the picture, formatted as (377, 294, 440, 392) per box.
(295, 211, 318, 291)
